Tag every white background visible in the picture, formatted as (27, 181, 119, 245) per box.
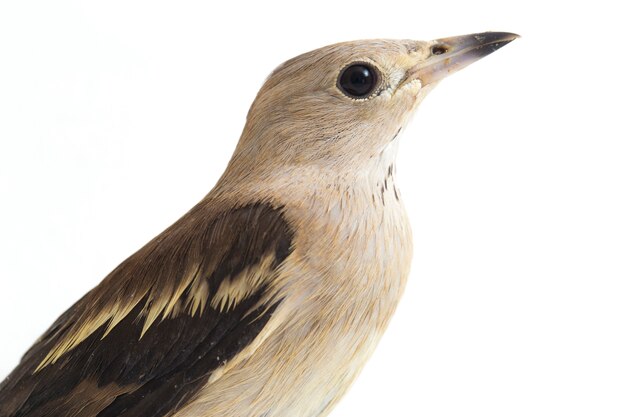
(1, 1, 624, 416)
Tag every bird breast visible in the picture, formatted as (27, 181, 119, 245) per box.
(178, 162, 412, 417)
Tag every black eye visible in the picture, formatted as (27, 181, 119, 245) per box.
(338, 63, 379, 99)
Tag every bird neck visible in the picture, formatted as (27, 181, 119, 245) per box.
(213, 138, 401, 205)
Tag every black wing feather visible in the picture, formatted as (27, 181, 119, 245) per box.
(0, 202, 293, 417)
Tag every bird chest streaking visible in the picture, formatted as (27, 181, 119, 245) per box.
(0, 32, 518, 417)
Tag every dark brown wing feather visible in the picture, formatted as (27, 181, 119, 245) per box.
(0, 202, 294, 417)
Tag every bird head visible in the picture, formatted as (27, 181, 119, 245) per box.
(228, 32, 518, 179)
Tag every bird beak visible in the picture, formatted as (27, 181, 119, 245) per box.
(406, 32, 519, 87)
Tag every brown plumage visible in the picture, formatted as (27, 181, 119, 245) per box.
(0, 32, 518, 417)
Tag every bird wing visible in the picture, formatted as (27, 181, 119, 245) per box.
(0, 202, 294, 417)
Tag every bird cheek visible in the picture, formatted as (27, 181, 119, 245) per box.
(392, 84, 422, 115)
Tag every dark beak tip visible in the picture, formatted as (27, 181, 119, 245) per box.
(435, 31, 520, 53)
(475, 31, 521, 45)
(468, 31, 520, 57)
(482, 38, 517, 53)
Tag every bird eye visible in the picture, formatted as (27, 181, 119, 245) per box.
(338, 63, 379, 99)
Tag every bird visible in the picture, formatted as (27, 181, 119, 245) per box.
(0, 32, 518, 417)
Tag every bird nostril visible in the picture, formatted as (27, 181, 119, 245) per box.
(431, 45, 448, 55)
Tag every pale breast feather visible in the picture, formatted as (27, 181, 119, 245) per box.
(0, 202, 294, 417)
